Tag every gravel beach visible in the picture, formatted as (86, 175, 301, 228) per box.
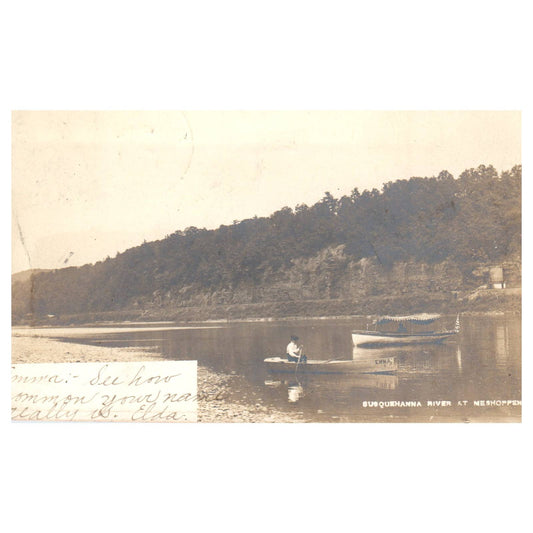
(11, 329, 306, 423)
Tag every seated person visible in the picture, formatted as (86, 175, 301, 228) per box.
(286, 335, 307, 362)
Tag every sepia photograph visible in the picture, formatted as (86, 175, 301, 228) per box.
(11, 110, 521, 423)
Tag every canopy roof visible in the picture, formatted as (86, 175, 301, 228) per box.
(375, 314, 441, 325)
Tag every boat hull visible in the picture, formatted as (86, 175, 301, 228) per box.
(264, 356, 397, 374)
(352, 330, 457, 348)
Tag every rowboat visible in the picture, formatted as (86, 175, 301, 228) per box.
(352, 314, 459, 348)
(264, 355, 397, 374)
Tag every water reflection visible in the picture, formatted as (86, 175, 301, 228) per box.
(495, 325, 509, 365)
(456, 346, 462, 373)
(59, 314, 521, 420)
(288, 383, 304, 403)
(265, 372, 400, 404)
(264, 379, 282, 388)
(389, 342, 459, 374)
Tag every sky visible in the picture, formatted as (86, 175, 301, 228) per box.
(12, 110, 521, 273)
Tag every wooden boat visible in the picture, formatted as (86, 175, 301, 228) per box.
(264, 355, 397, 374)
(352, 314, 459, 348)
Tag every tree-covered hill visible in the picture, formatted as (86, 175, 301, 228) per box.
(12, 164, 521, 321)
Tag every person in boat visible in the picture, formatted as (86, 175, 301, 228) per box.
(287, 335, 307, 363)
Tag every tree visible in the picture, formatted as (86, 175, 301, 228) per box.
(13, 164, 521, 318)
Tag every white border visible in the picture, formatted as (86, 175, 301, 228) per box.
(3, 2, 531, 532)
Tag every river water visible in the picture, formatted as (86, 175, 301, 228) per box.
(58, 314, 521, 422)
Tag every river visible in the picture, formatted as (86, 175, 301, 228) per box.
(55, 314, 521, 422)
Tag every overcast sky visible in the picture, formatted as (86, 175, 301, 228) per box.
(12, 110, 521, 273)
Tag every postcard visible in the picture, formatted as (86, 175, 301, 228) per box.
(11, 111, 521, 422)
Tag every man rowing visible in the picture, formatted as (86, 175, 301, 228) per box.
(286, 335, 307, 363)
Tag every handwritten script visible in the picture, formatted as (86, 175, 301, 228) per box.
(12, 361, 197, 422)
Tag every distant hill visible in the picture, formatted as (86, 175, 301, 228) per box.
(12, 269, 51, 284)
(12, 164, 521, 322)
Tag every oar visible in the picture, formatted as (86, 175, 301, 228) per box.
(295, 345, 305, 375)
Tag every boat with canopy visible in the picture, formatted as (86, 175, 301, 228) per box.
(352, 314, 460, 348)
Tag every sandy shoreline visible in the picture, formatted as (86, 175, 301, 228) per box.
(11, 331, 306, 423)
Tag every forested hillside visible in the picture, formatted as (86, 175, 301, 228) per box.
(12, 164, 521, 322)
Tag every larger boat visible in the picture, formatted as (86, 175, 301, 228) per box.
(352, 314, 460, 348)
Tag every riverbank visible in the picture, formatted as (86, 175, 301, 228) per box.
(11, 332, 306, 423)
(12, 287, 521, 327)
